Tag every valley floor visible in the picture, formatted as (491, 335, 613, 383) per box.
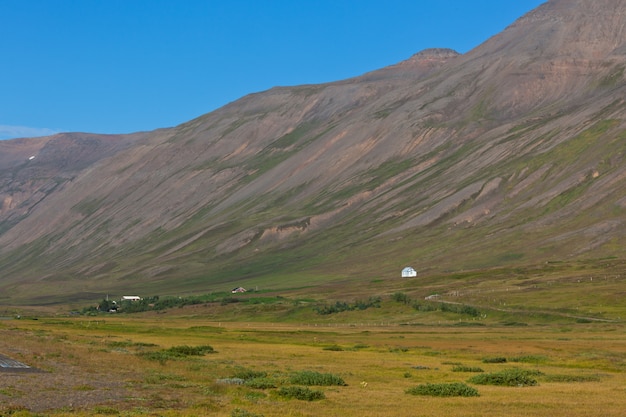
(1, 314, 625, 416)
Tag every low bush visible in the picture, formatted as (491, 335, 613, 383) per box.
(93, 406, 120, 415)
(323, 345, 344, 351)
(468, 368, 541, 387)
(138, 344, 215, 363)
(107, 341, 158, 349)
(231, 368, 268, 380)
(502, 321, 529, 326)
(509, 355, 549, 364)
(406, 382, 479, 397)
(137, 351, 174, 364)
(314, 297, 381, 315)
(482, 356, 507, 363)
(166, 345, 215, 356)
(245, 377, 277, 389)
(244, 391, 267, 401)
(440, 303, 480, 317)
(411, 301, 480, 316)
(391, 292, 411, 304)
(452, 365, 484, 373)
(221, 297, 240, 305)
(289, 370, 347, 386)
(276, 386, 325, 401)
(390, 347, 409, 353)
(411, 302, 438, 312)
(542, 374, 601, 383)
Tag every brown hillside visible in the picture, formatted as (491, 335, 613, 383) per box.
(1, 0, 626, 305)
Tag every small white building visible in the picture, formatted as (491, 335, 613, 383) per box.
(122, 295, 141, 301)
(401, 266, 417, 278)
(231, 287, 247, 294)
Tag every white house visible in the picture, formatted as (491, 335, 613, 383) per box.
(401, 266, 417, 278)
(231, 287, 247, 294)
(122, 295, 141, 301)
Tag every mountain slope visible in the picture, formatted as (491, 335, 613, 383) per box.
(1, 0, 626, 305)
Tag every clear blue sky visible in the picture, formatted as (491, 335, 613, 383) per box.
(0, 0, 546, 140)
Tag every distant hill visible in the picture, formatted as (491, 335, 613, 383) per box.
(1, 0, 626, 305)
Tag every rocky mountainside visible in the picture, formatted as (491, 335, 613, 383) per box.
(2, 0, 626, 305)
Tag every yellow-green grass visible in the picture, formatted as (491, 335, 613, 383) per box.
(1, 315, 625, 416)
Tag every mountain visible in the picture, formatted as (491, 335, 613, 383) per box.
(2, 0, 626, 305)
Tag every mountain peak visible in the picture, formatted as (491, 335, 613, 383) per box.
(407, 48, 460, 60)
(483, 0, 626, 59)
(354, 48, 459, 82)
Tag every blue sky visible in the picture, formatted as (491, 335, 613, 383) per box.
(0, 0, 545, 140)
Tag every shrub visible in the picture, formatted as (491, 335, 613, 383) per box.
(323, 345, 344, 351)
(502, 321, 528, 326)
(138, 344, 215, 364)
(289, 370, 347, 386)
(231, 368, 268, 380)
(482, 356, 507, 363)
(166, 345, 215, 356)
(440, 303, 480, 317)
(106, 340, 134, 348)
(542, 374, 601, 383)
(509, 355, 549, 364)
(468, 368, 540, 387)
(412, 302, 437, 312)
(245, 377, 277, 389)
(137, 351, 175, 364)
(406, 382, 479, 397)
(144, 372, 185, 384)
(452, 365, 484, 373)
(314, 297, 381, 315)
(276, 386, 325, 401)
(244, 391, 267, 401)
(391, 292, 411, 304)
(221, 297, 240, 305)
(390, 347, 409, 353)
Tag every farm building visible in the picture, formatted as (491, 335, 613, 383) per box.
(122, 295, 141, 301)
(231, 287, 247, 294)
(401, 267, 417, 278)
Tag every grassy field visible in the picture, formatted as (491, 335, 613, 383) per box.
(1, 304, 625, 416)
(2, 259, 625, 416)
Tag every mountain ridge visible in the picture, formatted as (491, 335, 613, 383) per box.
(2, 0, 626, 305)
